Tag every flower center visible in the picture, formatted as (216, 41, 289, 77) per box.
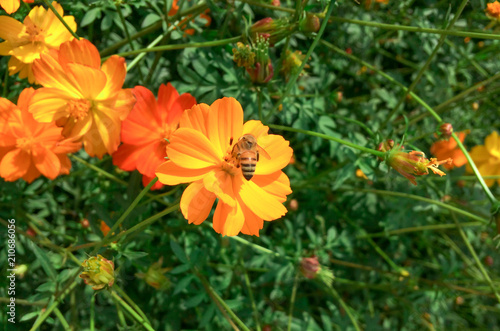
(221, 161, 238, 177)
(16, 136, 36, 152)
(25, 18, 45, 43)
(67, 99, 91, 121)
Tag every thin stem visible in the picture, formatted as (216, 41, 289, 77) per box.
(341, 187, 490, 224)
(384, 0, 469, 124)
(196, 270, 250, 331)
(264, 0, 337, 122)
(229, 234, 292, 260)
(114, 36, 242, 58)
(41, 0, 79, 39)
(112, 292, 129, 328)
(90, 295, 95, 331)
(242, 263, 261, 331)
(268, 124, 386, 158)
(357, 222, 483, 239)
(113, 285, 152, 326)
(257, 87, 263, 122)
(287, 271, 300, 331)
(328, 287, 361, 331)
(110, 290, 155, 331)
(451, 214, 500, 303)
(53, 307, 71, 331)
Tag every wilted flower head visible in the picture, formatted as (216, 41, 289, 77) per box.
(80, 255, 115, 290)
(135, 257, 171, 290)
(486, 1, 500, 20)
(233, 42, 255, 68)
(0, 2, 76, 83)
(430, 131, 467, 170)
(386, 145, 452, 185)
(281, 50, 308, 80)
(466, 131, 500, 187)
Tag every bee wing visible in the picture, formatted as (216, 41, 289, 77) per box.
(256, 143, 271, 159)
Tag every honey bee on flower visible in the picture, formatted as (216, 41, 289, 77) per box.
(226, 134, 271, 180)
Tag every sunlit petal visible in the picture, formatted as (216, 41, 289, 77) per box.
(180, 180, 216, 225)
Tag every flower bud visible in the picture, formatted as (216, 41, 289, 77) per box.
(299, 14, 320, 33)
(232, 42, 255, 68)
(80, 255, 115, 290)
(280, 50, 308, 81)
(80, 218, 90, 229)
(135, 257, 171, 290)
(484, 255, 494, 267)
(300, 256, 320, 279)
(246, 35, 274, 84)
(250, 17, 295, 46)
(289, 199, 298, 211)
(438, 123, 453, 139)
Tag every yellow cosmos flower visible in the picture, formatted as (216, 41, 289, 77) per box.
(0, 2, 76, 83)
(155, 97, 293, 237)
(29, 38, 135, 158)
(467, 131, 500, 187)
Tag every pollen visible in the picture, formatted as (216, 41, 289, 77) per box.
(67, 99, 91, 121)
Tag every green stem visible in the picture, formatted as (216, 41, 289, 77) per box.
(114, 36, 242, 58)
(110, 290, 155, 331)
(29, 282, 79, 331)
(42, 0, 79, 39)
(451, 214, 500, 304)
(341, 187, 490, 224)
(268, 124, 386, 158)
(257, 87, 263, 122)
(328, 287, 361, 331)
(287, 271, 300, 331)
(367, 237, 408, 275)
(196, 270, 250, 331)
(111, 292, 130, 328)
(264, 0, 337, 122)
(384, 0, 469, 125)
(113, 285, 152, 326)
(90, 177, 158, 255)
(90, 295, 95, 331)
(229, 234, 292, 260)
(242, 261, 261, 331)
(357, 222, 483, 239)
(53, 308, 71, 331)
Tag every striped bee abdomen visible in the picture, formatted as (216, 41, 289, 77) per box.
(240, 155, 257, 180)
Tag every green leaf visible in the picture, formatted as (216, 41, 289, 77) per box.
(29, 241, 57, 280)
(170, 240, 188, 263)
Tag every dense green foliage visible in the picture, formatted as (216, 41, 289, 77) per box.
(1, 0, 500, 330)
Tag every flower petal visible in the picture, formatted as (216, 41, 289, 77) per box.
(180, 180, 216, 225)
(213, 200, 245, 236)
(58, 39, 101, 69)
(207, 97, 243, 156)
(156, 160, 211, 185)
(168, 128, 221, 168)
(478, 163, 499, 188)
(66, 63, 107, 100)
(203, 170, 236, 207)
(252, 171, 292, 203)
(136, 141, 166, 178)
(237, 175, 287, 220)
(243, 120, 269, 139)
(238, 196, 263, 236)
(179, 103, 210, 136)
(97, 55, 127, 99)
(142, 175, 164, 190)
(167, 93, 197, 127)
(22, 160, 41, 183)
(33, 148, 60, 179)
(156, 83, 179, 125)
(28, 88, 73, 123)
(254, 134, 293, 175)
(0, 0, 20, 14)
(485, 131, 500, 158)
(112, 143, 145, 171)
(0, 149, 30, 181)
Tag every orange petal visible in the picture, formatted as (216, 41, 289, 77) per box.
(168, 128, 221, 168)
(450, 149, 467, 168)
(22, 160, 41, 183)
(128, 86, 161, 134)
(0, 149, 30, 181)
(207, 97, 243, 156)
(17, 87, 36, 111)
(213, 201, 245, 236)
(180, 180, 216, 225)
(485, 131, 500, 158)
(29, 88, 74, 123)
(52, 138, 81, 154)
(91, 109, 122, 156)
(166, 92, 197, 127)
(58, 154, 72, 175)
(136, 141, 166, 178)
(237, 175, 287, 220)
(156, 83, 179, 124)
(0, 0, 20, 14)
(252, 171, 292, 203)
(98, 55, 127, 99)
(254, 134, 293, 175)
(58, 39, 101, 69)
(203, 169, 236, 207)
(66, 63, 107, 100)
(33, 148, 61, 179)
(156, 161, 210, 185)
(97, 89, 135, 121)
(32, 52, 82, 98)
(113, 143, 145, 171)
(238, 195, 263, 236)
(179, 103, 210, 136)
(242, 120, 269, 139)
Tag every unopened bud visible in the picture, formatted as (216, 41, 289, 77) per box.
(300, 256, 320, 279)
(299, 14, 320, 33)
(438, 123, 453, 139)
(136, 257, 171, 290)
(80, 218, 90, 229)
(289, 199, 298, 211)
(455, 296, 464, 305)
(485, 255, 494, 266)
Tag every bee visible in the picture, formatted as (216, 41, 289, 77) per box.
(230, 134, 270, 181)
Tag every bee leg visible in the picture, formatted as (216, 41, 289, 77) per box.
(257, 151, 260, 162)
(229, 137, 233, 145)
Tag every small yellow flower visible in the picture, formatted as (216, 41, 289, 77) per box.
(79, 255, 115, 290)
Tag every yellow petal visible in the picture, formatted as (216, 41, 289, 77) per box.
(207, 97, 243, 157)
(485, 131, 500, 159)
(156, 161, 210, 185)
(0, 16, 25, 44)
(252, 171, 292, 203)
(237, 175, 287, 220)
(254, 134, 293, 175)
(213, 201, 245, 236)
(0, 0, 20, 14)
(66, 63, 107, 100)
(180, 180, 216, 225)
(168, 128, 222, 169)
(97, 55, 127, 99)
(29, 88, 76, 123)
(203, 169, 236, 207)
(242, 120, 269, 139)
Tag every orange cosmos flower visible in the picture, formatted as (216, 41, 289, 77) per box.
(29, 38, 135, 158)
(0, 2, 76, 83)
(112, 84, 196, 190)
(430, 131, 468, 170)
(0, 88, 81, 183)
(156, 97, 293, 237)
